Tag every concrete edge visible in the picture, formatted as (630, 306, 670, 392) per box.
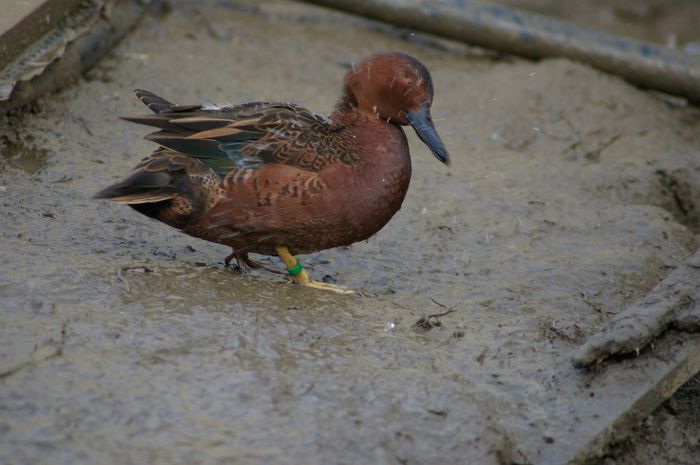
(0, 0, 149, 114)
(569, 333, 700, 465)
(573, 248, 700, 367)
(0, 0, 85, 70)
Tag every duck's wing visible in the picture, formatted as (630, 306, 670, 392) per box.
(121, 89, 360, 176)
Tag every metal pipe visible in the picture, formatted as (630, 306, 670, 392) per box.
(303, 0, 700, 104)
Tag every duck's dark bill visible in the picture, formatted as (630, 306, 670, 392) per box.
(406, 106, 450, 165)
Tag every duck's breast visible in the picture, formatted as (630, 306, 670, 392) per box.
(187, 121, 412, 255)
(311, 120, 412, 248)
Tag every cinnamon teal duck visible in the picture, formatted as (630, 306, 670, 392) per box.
(95, 52, 449, 293)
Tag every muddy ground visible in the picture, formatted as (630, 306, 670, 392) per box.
(1, 1, 699, 464)
(492, 1, 700, 462)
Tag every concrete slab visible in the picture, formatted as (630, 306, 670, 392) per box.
(0, 0, 84, 69)
(0, 0, 148, 111)
(1, 1, 699, 464)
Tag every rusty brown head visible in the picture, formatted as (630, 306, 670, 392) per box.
(343, 52, 449, 165)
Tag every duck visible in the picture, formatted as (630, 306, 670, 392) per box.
(95, 52, 449, 293)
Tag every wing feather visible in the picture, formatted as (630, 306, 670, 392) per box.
(122, 90, 359, 176)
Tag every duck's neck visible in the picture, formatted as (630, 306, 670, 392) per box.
(330, 94, 361, 126)
(330, 94, 390, 129)
(334, 93, 356, 115)
(330, 94, 411, 175)
(324, 95, 412, 244)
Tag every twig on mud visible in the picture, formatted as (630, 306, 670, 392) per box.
(429, 297, 456, 315)
(584, 133, 622, 161)
(117, 264, 153, 292)
(0, 320, 68, 378)
(120, 265, 153, 273)
(414, 299, 457, 331)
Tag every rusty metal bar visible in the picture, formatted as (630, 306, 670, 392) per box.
(302, 0, 700, 104)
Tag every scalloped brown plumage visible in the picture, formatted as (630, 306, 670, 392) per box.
(95, 52, 449, 292)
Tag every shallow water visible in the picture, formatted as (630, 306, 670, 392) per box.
(1, 1, 699, 464)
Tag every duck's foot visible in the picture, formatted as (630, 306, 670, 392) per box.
(291, 276, 358, 295)
(276, 246, 358, 295)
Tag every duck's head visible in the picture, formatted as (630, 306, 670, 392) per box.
(343, 52, 449, 165)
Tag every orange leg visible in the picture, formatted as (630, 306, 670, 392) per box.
(275, 246, 357, 295)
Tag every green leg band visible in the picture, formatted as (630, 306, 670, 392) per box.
(287, 260, 304, 277)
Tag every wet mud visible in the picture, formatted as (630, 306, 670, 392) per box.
(1, 1, 699, 464)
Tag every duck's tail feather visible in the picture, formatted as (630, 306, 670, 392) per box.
(134, 89, 175, 114)
(93, 189, 176, 205)
(94, 152, 215, 229)
(94, 170, 177, 204)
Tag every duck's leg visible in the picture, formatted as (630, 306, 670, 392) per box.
(224, 250, 237, 268)
(241, 253, 284, 275)
(275, 246, 356, 295)
(225, 250, 284, 275)
(224, 250, 249, 272)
